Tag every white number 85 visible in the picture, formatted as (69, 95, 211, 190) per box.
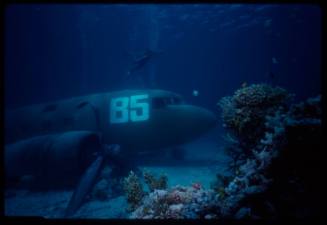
(110, 94, 149, 124)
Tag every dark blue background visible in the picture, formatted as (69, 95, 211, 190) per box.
(5, 4, 321, 112)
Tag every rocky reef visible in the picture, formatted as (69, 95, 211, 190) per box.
(215, 87, 322, 219)
(218, 84, 292, 148)
(125, 84, 322, 219)
(123, 171, 145, 212)
(143, 170, 168, 192)
(130, 184, 218, 219)
(122, 170, 169, 212)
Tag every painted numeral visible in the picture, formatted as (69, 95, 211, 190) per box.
(130, 94, 149, 122)
(110, 97, 129, 124)
(110, 94, 149, 124)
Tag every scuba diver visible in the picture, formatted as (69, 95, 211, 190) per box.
(125, 48, 163, 87)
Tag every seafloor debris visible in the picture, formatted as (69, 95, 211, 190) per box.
(128, 84, 321, 219)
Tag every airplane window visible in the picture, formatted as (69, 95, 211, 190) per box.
(152, 97, 166, 109)
(152, 97, 184, 108)
(171, 97, 183, 105)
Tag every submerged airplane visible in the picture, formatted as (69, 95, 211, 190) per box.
(5, 89, 216, 216)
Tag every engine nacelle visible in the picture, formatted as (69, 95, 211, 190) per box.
(5, 131, 101, 185)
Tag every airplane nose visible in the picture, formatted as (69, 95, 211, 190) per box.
(178, 105, 217, 135)
(198, 107, 217, 130)
(207, 109, 217, 127)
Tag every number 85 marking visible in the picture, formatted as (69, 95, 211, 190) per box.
(110, 94, 149, 124)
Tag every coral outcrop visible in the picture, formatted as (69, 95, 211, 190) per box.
(143, 170, 168, 192)
(218, 84, 292, 147)
(122, 170, 168, 212)
(215, 86, 322, 219)
(130, 184, 218, 219)
(126, 84, 321, 219)
(123, 171, 145, 211)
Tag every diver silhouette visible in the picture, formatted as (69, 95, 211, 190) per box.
(125, 48, 163, 88)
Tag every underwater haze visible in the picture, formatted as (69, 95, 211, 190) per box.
(5, 4, 321, 109)
(4, 4, 322, 219)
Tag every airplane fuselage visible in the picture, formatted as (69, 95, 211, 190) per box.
(5, 89, 217, 214)
(5, 90, 216, 155)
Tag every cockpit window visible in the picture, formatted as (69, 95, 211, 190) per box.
(152, 96, 184, 109)
(152, 98, 166, 109)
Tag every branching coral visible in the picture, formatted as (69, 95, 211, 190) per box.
(123, 170, 168, 214)
(143, 170, 168, 192)
(123, 171, 145, 211)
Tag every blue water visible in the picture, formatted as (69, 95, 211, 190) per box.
(5, 4, 321, 111)
(4, 3, 322, 219)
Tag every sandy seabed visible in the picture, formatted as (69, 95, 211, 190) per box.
(5, 131, 231, 218)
